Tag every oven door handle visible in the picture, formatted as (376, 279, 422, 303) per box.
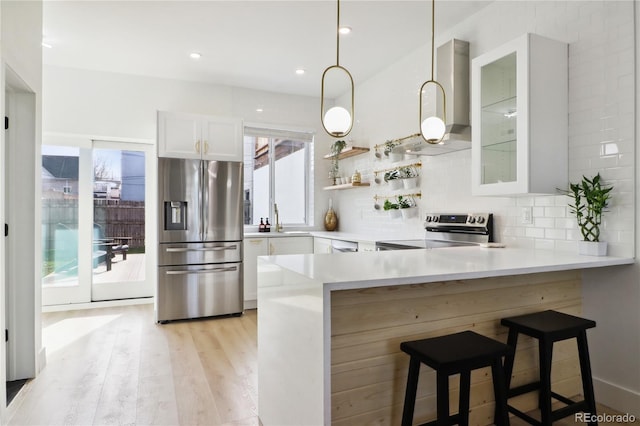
(165, 266, 238, 275)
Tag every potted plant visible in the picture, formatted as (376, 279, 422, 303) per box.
(383, 169, 403, 190)
(562, 173, 613, 256)
(383, 199, 401, 219)
(383, 140, 402, 161)
(398, 195, 417, 219)
(399, 166, 419, 189)
(329, 140, 347, 185)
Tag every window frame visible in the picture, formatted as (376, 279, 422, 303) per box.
(243, 124, 315, 231)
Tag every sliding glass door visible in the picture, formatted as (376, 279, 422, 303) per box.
(42, 138, 154, 306)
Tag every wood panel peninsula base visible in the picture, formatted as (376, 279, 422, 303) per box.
(257, 247, 632, 426)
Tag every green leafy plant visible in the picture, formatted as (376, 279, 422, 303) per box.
(397, 195, 413, 209)
(383, 169, 400, 181)
(561, 173, 613, 242)
(399, 166, 417, 179)
(383, 199, 399, 211)
(383, 140, 398, 156)
(329, 140, 347, 181)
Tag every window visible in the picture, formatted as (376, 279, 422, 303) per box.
(243, 126, 314, 227)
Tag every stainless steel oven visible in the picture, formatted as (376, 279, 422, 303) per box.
(376, 213, 493, 251)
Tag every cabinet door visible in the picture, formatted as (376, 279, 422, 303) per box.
(471, 34, 567, 196)
(202, 116, 243, 162)
(157, 111, 202, 159)
(243, 238, 268, 303)
(269, 237, 313, 255)
(314, 237, 333, 254)
(358, 241, 376, 252)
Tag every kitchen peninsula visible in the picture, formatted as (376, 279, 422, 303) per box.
(257, 247, 632, 425)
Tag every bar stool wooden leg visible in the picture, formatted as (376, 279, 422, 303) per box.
(503, 328, 519, 391)
(402, 357, 421, 426)
(459, 371, 471, 425)
(577, 331, 598, 426)
(436, 370, 450, 426)
(492, 358, 510, 426)
(538, 338, 553, 425)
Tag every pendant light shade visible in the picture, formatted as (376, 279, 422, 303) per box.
(323, 106, 352, 135)
(321, 0, 354, 138)
(419, 0, 446, 144)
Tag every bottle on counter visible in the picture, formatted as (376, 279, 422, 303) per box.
(265, 218, 271, 232)
(259, 218, 265, 232)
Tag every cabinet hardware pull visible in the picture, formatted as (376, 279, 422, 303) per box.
(166, 266, 237, 275)
(195, 140, 201, 153)
(166, 245, 237, 253)
(204, 141, 209, 154)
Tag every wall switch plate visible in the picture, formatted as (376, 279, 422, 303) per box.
(521, 207, 533, 225)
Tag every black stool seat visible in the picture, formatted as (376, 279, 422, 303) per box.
(501, 310, 597, 426)
(400, 330, 511, 426)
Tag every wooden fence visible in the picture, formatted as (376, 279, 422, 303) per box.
(42, 199, 145, 249)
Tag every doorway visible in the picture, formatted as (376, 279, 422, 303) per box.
(41, 138, 155, 306)
(3, 66, 37, 405)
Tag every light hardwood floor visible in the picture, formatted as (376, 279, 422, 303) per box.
(7, 304, 637, 425)
(8, 304, 259, 426)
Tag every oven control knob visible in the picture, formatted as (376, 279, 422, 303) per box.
(425, 215, 432, 222)
(468, 216, 475, 224)
(476, 216, 485, 224)
(433, 216, 439, 222)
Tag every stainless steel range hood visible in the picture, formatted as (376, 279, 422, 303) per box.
(398, 39, 471, 156)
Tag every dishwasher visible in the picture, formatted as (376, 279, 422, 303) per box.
(331, 239, 358, 253)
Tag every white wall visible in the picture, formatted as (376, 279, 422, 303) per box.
(0, 0, 43, 421)
(331, 0, 639, 414)
(43, 66, 334, 231)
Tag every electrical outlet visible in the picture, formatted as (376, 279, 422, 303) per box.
(521, 207, 533, 225)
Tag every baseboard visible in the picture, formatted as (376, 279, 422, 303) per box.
(37, 347, 47, 373)
(594, 376, 640, 417)
(244, 299, 257, 310)
(42, 297, 154, 313)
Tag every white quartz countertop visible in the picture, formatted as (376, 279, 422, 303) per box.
(260, 247, 634, 291)
(244, 231, 312, 238)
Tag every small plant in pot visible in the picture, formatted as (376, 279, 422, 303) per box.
(383, 199, 401, 219)
(329, 140, 347, 185)
(384, 169, 403, 190)
(398, 195, 417, 219)
(561, 173, 613, 256)
(399, 165, 419, 189)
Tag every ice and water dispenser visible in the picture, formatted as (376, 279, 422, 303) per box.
(164, 201, 187, 231)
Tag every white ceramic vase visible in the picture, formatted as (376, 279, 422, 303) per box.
(577, 240, 607, 256)
(389, 180, 403, 190)
(388, 209, 402, 219)
(402, 177, 419, 190)
(401, 207, 418, 219)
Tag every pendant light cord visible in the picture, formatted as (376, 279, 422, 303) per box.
(430, 0, 435, 80)
(336, 0, 341, 66)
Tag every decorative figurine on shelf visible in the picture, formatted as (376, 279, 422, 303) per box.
(324, 198, 338, 231)
(329, 140, 347, 185)
(352, 170, 361, 185)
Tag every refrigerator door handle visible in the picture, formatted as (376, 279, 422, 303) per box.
(165, 266, 238, 275)
(165, 245, 238, 253)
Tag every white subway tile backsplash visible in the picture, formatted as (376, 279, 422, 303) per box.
(335, 1, 633, 257)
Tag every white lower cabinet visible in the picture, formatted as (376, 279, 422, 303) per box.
(244, 238, 268, 306)
(244, 236, 313, 307)
(358, 241, 376, 252)
(313, 237, 333, 254)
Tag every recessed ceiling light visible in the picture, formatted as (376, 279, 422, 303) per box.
(295, 69, 305, 75)
(256, 108, 264, 113)
(189, 52, 202, 60)
(339, 26, 352, 35)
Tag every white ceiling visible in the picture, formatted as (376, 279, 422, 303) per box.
(43, 1, 492, 98)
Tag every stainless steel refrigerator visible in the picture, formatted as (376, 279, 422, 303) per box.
(157, 157, 243, 322)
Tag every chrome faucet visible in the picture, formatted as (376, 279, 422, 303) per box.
(274, 203, 283, 232)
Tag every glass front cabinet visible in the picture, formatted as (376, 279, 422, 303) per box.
(471, 33, 568, 196)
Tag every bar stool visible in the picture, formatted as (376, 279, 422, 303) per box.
(400, 330, 511, 426)
(500, 310, 597, 426)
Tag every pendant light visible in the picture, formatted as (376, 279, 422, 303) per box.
(321, 0, 354, 138)
(419, 0, 446, 144)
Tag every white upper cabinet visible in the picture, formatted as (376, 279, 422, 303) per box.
(471, 33, 568, 196)
(158, 111, 243, 161)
